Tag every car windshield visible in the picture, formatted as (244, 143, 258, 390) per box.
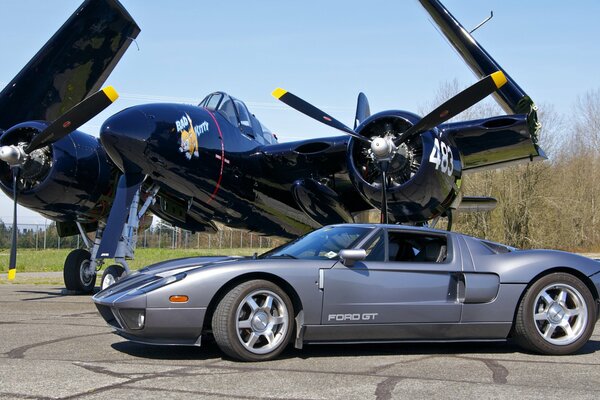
(260, 226, 372, 260)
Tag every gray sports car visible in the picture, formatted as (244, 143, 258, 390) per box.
(93, 224, 600, 361)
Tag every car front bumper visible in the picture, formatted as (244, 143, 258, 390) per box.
(95, 302, 207, 346)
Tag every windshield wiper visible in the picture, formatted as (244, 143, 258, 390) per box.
(269, 254, 297, 259)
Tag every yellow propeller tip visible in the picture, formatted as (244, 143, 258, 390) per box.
(272, 88, 287, 99)
(491, 71, 507, 89)
(102, 86, 119, 102)
(7, 269, 16, 280)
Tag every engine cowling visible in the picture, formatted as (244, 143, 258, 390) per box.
(0, 121, 116, 222)
(347, 110, 462, 223)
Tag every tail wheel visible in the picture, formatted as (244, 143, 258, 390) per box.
(101, 264, 126, 290)
(514, 272, 596, 355)
(63, 249, 96, 294)
(212, 280, 294, 361)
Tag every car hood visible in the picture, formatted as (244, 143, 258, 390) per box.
(94, 256, 246, 300)
(138, 255, 245, 276)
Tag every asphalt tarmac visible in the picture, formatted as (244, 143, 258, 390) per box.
(0, 283, 599, 400)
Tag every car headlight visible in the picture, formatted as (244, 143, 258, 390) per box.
(119, 309, 146, 330)
(137, 272, 187, 294)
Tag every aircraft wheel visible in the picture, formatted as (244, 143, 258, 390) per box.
(514, 272, 596, 355)
(212, 280, 294, 361)
(63, 249, 96, 294)
(101, 265, 126, 290)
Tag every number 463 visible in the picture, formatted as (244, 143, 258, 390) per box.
(429, 138, 454, 176)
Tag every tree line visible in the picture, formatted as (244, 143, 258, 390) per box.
(448, 84, 600, 251)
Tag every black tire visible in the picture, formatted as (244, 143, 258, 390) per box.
(100, 265, 126, 290)
(514, 272, 596, 355)
(212, 280, 294, 361)
(63, 249, 96, 294)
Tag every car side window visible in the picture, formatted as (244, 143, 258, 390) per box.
(387, 231, 448, 263)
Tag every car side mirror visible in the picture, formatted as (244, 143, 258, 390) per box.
(339, 249, 367, 267)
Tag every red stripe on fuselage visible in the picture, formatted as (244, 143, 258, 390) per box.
(206, 110, 225, 204)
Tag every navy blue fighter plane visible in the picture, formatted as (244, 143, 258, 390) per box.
(0, 0, 544, 292)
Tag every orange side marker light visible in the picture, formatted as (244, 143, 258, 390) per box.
(169, 295, 189, 303)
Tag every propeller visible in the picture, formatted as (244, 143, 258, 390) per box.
(25, 86, 119, 154)
(272, 71, 507, 224)
(393, 71, 507, 145)
(1, 86, 119, 280)
(272, 88, 369, 143)
(7, 167, 19, 280)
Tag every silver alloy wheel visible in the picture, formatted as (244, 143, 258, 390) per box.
(532, 283, 588, 345)
(235, 289, 289, 354)
(79, 260, 94, 286)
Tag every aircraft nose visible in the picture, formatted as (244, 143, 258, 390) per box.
(100, 107, 153, 173)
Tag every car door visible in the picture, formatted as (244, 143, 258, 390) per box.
(321, 228, 463, 325)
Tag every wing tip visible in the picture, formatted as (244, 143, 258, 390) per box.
(272, 88, 287, 99)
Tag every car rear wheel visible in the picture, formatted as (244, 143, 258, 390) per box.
(212, 280, 294, 361)
(514, 272, 596, 355)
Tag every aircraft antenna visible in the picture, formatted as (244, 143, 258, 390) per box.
(128, 36, 140, 51)
(469, 11, 493, 34)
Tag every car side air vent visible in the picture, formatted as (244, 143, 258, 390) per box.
(481, 117, 519, 129)
(294, 142, 331, 154)
(481, 240, 514, 254)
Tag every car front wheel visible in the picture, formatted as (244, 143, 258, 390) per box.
(514, 272, 596, 355)
(212, 280, 294, 361)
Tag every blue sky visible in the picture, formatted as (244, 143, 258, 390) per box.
(1, 0, 599, 224)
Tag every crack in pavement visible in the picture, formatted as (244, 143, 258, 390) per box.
(119, 385, 319, 400)
(0, 392, 50, 400)
(454, 356, 509, 384)
(369, 355, 438, 374)
(55, 366, 192, 400)
(482, 359, 509, 384)
(56, 364, 284, 400)
(5, 332, 109, 359)
(375, 377, 403, 400)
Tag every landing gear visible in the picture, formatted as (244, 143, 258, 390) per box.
(63, 249, 96, 294)
(100, 265, 126, 290)
(64, 183, 160, 293)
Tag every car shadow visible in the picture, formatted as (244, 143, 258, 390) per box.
(110, 338, 600, 362)
(111, 340, 222, 361)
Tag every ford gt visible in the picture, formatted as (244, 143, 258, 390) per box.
(93, 224, 600, 361)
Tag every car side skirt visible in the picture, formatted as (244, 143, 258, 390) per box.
(302, 322, 512, 342)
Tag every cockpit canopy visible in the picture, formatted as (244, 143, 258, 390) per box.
(199, 92, 277, 145)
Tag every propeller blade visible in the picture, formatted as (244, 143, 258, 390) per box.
(354, 92, 371, 129)
(8, 167, 19, 280)
(394, 71, 507, 145)
(25, 86, 119, 154)
(378, 161, 390, 224)
(272, 88, 370, 143)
